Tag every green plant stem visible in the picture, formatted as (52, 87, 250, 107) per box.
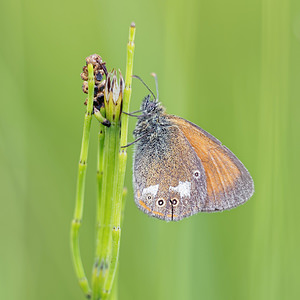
(102, 23, 136, 299)
(109, 274, 118, 300)
(121, 23, 136, 148)
(108, 187, 127, 300)
(92, 116, 120, 300)
(92, 121, 105, 298)
(71, 63, 94, 298)
(98, 124, 119, 296)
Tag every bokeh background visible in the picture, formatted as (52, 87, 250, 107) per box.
(1, 0, 299, 299)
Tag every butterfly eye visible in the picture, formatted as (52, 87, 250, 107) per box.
(194, 170, 200, 178)
(157, 199, 165, 207)
(170, 199, 179, 206)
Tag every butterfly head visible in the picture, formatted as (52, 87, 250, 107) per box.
(133, 74, 164, 116)
(133, 74, 170, 140)
(140, 95, 164, 115)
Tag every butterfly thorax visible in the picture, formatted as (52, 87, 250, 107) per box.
(133, 95, 171, 140)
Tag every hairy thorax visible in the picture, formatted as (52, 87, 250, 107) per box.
(133, 97, 172, 141)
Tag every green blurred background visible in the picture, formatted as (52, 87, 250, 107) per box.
(1, 0, 299, 299)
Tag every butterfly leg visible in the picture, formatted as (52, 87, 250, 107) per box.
(121, 133, 147, 148)
(122, 111, 141, 117)
(122, 108, 143, 117)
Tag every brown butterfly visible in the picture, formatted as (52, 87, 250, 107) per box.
(132, 75, 254, 221)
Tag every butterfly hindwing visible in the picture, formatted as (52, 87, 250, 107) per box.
(133, 125, 208, 221)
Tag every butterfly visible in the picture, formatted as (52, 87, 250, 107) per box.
(131, 75, 254, 221)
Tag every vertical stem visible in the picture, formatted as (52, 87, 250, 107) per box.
(100, 123, 119, 278)
(108, 187, 127, 299)
(109, 274, 118, 300)
(71, 63, 94, 298)
(121, 22, 136, 148)
(102, 23, 136, 299)
(92, 123, 118, 300)
(92, 122, 105, 298)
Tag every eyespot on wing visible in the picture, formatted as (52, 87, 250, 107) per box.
(133, 124, 207, 221)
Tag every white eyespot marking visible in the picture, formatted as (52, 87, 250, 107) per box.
(193, 170, 201, 178)
(170, 199, 179, 206)
(169, 181, 191, 198)
(142, 184, 159, 198)
(157, 199, 165, 207)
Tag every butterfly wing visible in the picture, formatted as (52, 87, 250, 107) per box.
(167, 115, 254, 212)
(133, 124, 208, 221)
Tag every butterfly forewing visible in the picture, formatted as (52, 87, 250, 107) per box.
(167, 115, 254, 212)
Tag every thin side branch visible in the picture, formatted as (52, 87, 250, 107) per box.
(71, 64, 95, 298)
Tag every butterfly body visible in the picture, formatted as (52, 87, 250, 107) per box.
(133, 95, 254, 221)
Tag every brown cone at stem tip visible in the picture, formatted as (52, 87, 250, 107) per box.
(80, 54, 111, 127)
(85, 54, 108, 77)
(82, 81, 89, 94)
(81, 54, 107, 84)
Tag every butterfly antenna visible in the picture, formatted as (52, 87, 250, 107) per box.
(132, 75, 156, 100)
(150, 73, 159, 101)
